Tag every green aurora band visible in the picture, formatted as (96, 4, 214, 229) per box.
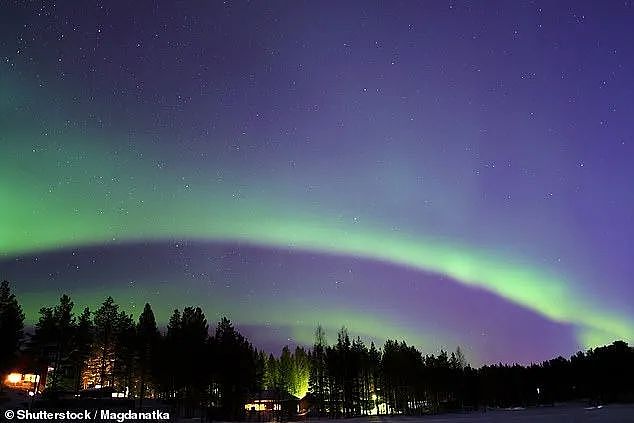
(1, 127, 632, 351)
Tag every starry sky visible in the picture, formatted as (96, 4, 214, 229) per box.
(1, 0, 633, 365)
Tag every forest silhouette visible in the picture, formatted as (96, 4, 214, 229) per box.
(1, 280, 633, 420)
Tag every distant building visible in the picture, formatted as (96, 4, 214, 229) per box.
(245, 389, 300, 420)
(3, 371, 43, 394)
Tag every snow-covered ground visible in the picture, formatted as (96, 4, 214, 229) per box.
(194, 405, 634, 423)
(286, 405, 634, 423)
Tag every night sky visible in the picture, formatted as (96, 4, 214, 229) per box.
(1, 1, 633, 365)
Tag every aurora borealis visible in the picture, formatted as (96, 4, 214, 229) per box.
(1, 1, 633, 365)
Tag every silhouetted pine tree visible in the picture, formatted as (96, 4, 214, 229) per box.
(72, 307, 93, 393)
(179, 306, 208, 406)
(92, 296, 119, 388)
(263, 352, 279, 390)
(28, 294, 77, 391)
(367, 341, 381, 413)
(309, 324, 328, 415)
(136, 303, 160, 405)
(112, 311, 136, 394)
(278, 345, 293, 395)
(292, 346, 311, 398)
(161, 308, 182, 399)
(254, 349, 267, 391)
(212, 317, 257, 420)
(0, 280, 25, 378)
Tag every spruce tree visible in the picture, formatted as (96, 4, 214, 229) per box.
(0, 280, 25, 377)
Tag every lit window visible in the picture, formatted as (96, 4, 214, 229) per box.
(23, 374, 40, 383)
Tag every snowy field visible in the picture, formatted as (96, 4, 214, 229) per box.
(187, 405, 630, 423)
(302, 405, 634, 423)
(178, 404, 634, 422)
(3, 398, 632, 422)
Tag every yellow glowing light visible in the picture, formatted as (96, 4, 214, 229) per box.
(245, 403, 268, 411)
(6, 373, 22, 384)
(23, 374, 40, 383)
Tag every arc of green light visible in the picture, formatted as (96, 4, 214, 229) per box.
(1, 134, 632, 349)
(3, 191, 631, 348)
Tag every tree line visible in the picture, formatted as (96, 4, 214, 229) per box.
(1, 280, 633, 420)
(0, 281, 259, 419)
